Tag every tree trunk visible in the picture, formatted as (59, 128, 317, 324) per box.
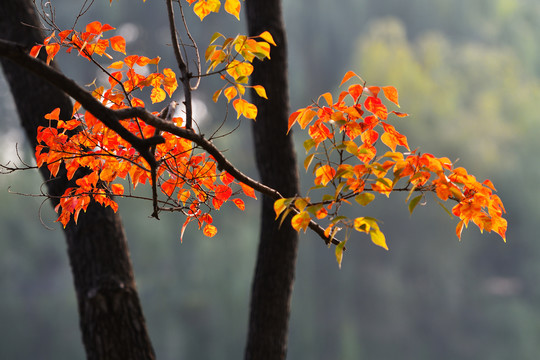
(244, 1, 300, 359)
(0, 1, 155, 359)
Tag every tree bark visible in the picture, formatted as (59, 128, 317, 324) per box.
(244, 1, 300, 359)
(0, 1, 155, 359)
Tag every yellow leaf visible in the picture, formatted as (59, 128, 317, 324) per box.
(224, 86, 237, 102)
(370, 228, 388, 250)
(224, 0, 241, 20)
(274, 198, 288, 219)
(253, 85, 268, 99)
(233, 98, 257, 120)
(259, 31, 276, 46)
(296, 108, 317, 129)
(151, 87, 166, 104)
(108, 61, 124, 69)
(294, 197, 309, 212)
(291, 211, 310, 233)
(193, 0, 221, 21)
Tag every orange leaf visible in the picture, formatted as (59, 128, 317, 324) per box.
(314, 165, 336, 186)
(111, 183, 124, 195)
(340, 71, 359, 86)
(319, 92, 333, 106)
(364, 96, 387, 120)
(30, 45, 42, 58)
(382, 86, 400, 107)
(203, 224, 218, 237)
(45, 108, 61, 121)
(456, 220, 465, 240)
(298, 109, 318, 129)
(348, 84, 364, 102)
(214, 185, 232, 202)
(220, 171, 235, 185)
(45, 43, 60, 65)
(240, 182, 257, 199)
(232, 198, 245, 210)
(110, 36, 126, 54)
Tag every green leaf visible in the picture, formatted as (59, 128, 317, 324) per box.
(306, 203, 323, 215)
(330, 215, 348, 225)
(303, 138, 316, 153)
(335, 239, 347, 268)
(334, 181, 348, 198)
(375, 177, 392, 187)
(209, 32, 224, 45)
(304, 153, 315, 171)
(437, 200, 454, 218)
(408, 195, 422, 215)
(343, 141, 358, 155)
(279, 208, 293, 228)
(355, 193, 375, 206)
(322, 194, 335, 202)
(294, 197, 309, 211)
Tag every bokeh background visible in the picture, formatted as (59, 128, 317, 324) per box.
(1, 0, 538, 358)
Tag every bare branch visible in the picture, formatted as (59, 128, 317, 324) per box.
(165, 0, 194, 130)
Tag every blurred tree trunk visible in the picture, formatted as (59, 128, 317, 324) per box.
(244, 1, 300, 359)
(0, 1, 155, 359)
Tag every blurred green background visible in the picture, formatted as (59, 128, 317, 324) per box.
(1, 0, 538, 358)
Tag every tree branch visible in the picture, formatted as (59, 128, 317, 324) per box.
(0, 38, 341, 246)
(165, 0, 193, 129)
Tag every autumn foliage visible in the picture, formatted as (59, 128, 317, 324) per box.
(27, 0, 506, 264)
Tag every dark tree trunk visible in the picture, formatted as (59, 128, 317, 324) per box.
(244, 1, 300, 359)
(0, 1, 155, 359)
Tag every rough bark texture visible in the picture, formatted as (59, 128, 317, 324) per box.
(244, 1, 300, 359)
(0, 1, 155, 359)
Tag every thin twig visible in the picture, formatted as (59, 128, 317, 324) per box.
(165, 0, 193, 130)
